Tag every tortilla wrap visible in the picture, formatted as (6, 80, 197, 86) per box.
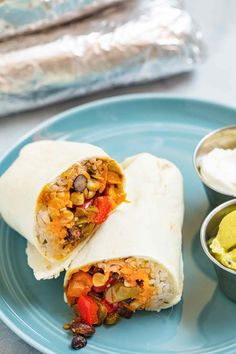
(64, 153, 184, 311)
(0, 140, 125, 262)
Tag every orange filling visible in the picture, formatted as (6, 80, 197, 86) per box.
(66, 259, 155, 321)
(64, 260, 155, 350)
(36, 158, 125, 259)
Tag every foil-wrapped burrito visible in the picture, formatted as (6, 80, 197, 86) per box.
(0, 0, 122, 39)
(0, 0, 204, 116)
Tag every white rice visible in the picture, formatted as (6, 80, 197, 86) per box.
(96, 256, 176, 311)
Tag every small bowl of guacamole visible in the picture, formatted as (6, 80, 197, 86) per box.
(201, 199, 236, 302)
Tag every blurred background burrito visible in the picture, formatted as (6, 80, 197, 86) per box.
(0, 0, 205, 116)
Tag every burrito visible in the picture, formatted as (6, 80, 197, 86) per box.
(63, 153, 184, 348)
(0, 140, 125, 262)
(0, 0, 123, 40)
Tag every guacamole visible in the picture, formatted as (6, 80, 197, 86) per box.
(210, 210, 236, 270)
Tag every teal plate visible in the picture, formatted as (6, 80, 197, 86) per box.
(1, 95, 236, 354)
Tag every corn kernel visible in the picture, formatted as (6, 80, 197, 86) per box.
(60, 210, 74, 224)
(70, 192, 84, 206)
(87, 190, 96, 199)
(92, 272, 110, 287)
(87, 179, 100, 191)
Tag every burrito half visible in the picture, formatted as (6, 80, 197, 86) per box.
(0, 140, 125, 262)
(63, 153, 184, 345)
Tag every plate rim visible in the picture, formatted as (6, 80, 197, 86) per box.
(1, 93, 236, 354)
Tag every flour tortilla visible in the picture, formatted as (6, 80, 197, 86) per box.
(0, 140, 122, 262)
(26, 152, 184, 309)
(64, 153, 184, 309)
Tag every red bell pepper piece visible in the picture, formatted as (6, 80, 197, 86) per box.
(94, 196, 111, 224)
(77, 294, 98, 326)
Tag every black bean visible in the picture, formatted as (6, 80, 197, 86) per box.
(136, 280, 143, 286)
(117, 305, 133, 319)
(88, 265, 104, 275)
(108, 272, 120, 285)
(111, 272, 119, 281)
(123, 298, 134, 305)
(71, 322, 95, 337)
(73, 316, 82, 323)
(89, 291, 103, 300)
(68, 226, 81, 240)
(71, 335, 87, 350)
(63, 226, 81, 248)
(73, 175, 87, 192)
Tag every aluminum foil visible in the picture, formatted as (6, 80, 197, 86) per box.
(0, 0, 122, 40)
(0, 0, 204, 116)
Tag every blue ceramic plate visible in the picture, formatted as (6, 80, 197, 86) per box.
(1, 95, 236, 354)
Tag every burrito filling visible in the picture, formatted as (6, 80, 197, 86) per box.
(36, 158, 125, 260)
(65, 257, 175, 349)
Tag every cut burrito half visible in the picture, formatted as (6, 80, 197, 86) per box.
(0, 140, 125, 262)
(63, 153, 184, 347)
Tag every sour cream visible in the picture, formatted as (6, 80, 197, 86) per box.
(199, 148, 236, 195)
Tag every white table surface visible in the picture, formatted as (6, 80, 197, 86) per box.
(0, 0, 236, 353)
